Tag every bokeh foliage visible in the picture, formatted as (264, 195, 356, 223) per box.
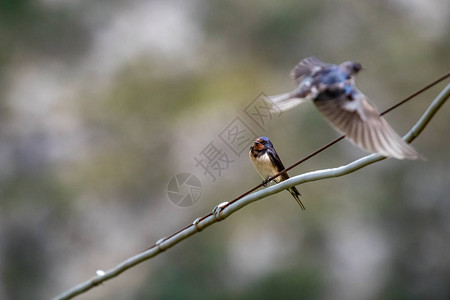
(0, 1, 449, 299)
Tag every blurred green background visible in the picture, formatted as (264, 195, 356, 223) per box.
(0, 0, 449, 299)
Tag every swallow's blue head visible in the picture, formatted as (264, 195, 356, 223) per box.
(252, 136, 273, 152)
(340, 61, 362, 76)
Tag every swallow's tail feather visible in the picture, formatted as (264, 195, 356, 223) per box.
(269, 92, 308, 112)
(287, 186, 306, 211)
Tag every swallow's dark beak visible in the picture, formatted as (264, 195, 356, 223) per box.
(253, 140, 264, 151)
(353, 63, 362, 73)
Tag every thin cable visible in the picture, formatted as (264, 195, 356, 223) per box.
(381, 72, 450, 116)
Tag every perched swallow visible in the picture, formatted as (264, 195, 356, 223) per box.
(270, 56, 421, 160)
(249, 136, 306, 210)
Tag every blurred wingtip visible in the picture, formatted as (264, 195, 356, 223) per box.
(269, 93, 307, 113)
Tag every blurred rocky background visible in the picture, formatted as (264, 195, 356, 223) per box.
(0, 0, 449, 299)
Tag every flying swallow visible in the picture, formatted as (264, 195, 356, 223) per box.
(270, 56, 422, 160)
(249, 136, 306, 210)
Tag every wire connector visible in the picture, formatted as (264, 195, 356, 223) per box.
(192, 217, 203, 232)
(155, 238, 167, 252)
(213, 202, 228, 221)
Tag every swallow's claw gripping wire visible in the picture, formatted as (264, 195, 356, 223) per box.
(261, 179, 270, 187)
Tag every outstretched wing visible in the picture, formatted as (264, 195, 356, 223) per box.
(313, 89, 422, 160)
(290, 56, 329, 83)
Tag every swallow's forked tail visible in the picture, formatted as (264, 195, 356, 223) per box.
(287, 187, 306, 211)
(269, 92, 308, 112)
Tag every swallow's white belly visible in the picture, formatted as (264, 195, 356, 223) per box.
(249, 152, 280, 183)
